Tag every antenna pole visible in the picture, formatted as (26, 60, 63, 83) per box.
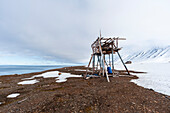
(100, 30, 102, 38)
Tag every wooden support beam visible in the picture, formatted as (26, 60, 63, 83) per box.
(99, 56, 101, 68)
(92, 54, 95, 74)
(98, 39, 110, 82)
(96, 55, 99, 70)
(88, 54, 93, 67)
(109, 54, 111, 67)
(117, 51, 130, 75)
(111, 42, 115, 76)
(112, 44, 114, 70)
(85, 54, 93, 78)
(102, 38, 126, 40)
(116, 39, 118, 48)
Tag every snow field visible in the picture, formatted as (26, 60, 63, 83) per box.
(116, 62, 170, 96)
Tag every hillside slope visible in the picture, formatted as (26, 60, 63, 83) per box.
(120, 46, 170, 63)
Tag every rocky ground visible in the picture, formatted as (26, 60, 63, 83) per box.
(0, 66, 169, 113)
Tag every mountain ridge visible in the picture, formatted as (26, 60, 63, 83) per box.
(120, 45, 170, 63)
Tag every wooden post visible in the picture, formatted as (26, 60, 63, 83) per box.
(96, 55, 99, 70)
(104, 54, 105, 62)
(92, 54, 95, 74)
(97, 35, 110, 82)
(103, 56, 110, 82)
(117, 51, 130, 75)
(109, 54, 111, 67)
(112, 42, 114, 70)
(116, 38, 118, 48)
(99, 55, 101, 68)
(99, 55, 102, 76)
(85, 54, 93, 78)
(100, 55, 103, 75)
(98, 42, 110, 82)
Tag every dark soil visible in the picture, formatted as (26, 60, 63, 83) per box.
(0, 66, 169, 113)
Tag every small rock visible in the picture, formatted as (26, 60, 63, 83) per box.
(149, 88, 154, 91)
(132, 102, 135, 105)
(125, 61, 132, 64)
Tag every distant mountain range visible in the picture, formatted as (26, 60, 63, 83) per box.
(118, 46, 170, 63)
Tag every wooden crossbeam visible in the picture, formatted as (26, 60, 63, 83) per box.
(102, 37, 126, 40)
(91, 37, 126, 47)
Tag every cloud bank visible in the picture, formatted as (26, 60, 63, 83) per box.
(0, 0, 170, 64)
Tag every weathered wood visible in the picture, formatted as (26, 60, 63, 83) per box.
(91, 37, 126, 47)
(85, 54, 93, 78)
(98, 39, 110, 82)
(111, 41, 115, 76)
(99, 56, 101, 68)
(88, 54, 93, 67)
(112, 44, 114, 69)
(116, 39, 118, 47)
(102, 37, 126, 40)
(92, 54, 95, 74)
(87, 32, 129, 82)
(117, 51, 130, 75)
(109, 54, 111, 67)
(98, 39, 105, 77)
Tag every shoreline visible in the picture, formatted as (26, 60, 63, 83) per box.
(0, 66, 169, 112)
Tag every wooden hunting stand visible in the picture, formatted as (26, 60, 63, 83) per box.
(86, 32, 130, 82)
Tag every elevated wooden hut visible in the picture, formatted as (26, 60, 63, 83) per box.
(86, 32, 130, 82)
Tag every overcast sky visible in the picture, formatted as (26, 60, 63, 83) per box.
(0, 0, 170, 64)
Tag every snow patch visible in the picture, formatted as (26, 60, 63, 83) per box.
(18, 79, 39, 85)
(22, 71, 82, 83)
(7, 93, 20, 98)
(116, 62, 170, 96)
(36, 71, 59, 78)
(23, 71, 59, 80)
(56, 72, 82, 83)
(74, 69, 86, 71)
(56, 78, 67, 83)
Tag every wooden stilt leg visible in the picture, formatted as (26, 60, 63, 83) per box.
(96, 56, 99, 70)
(88, 54, 93, 67)
(117, 51, 130, 75)
(112, 49, 114, 69)
(97, 55, 100, 70)
(99, 56, 101, 68)
(85, 54, 93, 78)
(111, 43, 115, 76)
(92, 55, 95, 74)
(98, 43, 110, 82)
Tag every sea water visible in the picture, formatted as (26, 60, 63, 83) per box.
(0, 65, 67, 76)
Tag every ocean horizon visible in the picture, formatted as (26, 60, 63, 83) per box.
(0, 65, 72, 76)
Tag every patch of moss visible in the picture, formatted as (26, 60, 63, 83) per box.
(84, 106, 93, 113)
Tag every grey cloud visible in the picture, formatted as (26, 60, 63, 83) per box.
(0, 0, 170, 64)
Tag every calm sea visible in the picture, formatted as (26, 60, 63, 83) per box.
(0, 65, 68, 76)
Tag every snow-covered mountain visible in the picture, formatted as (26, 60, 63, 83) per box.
(120, 46, 170, 63)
